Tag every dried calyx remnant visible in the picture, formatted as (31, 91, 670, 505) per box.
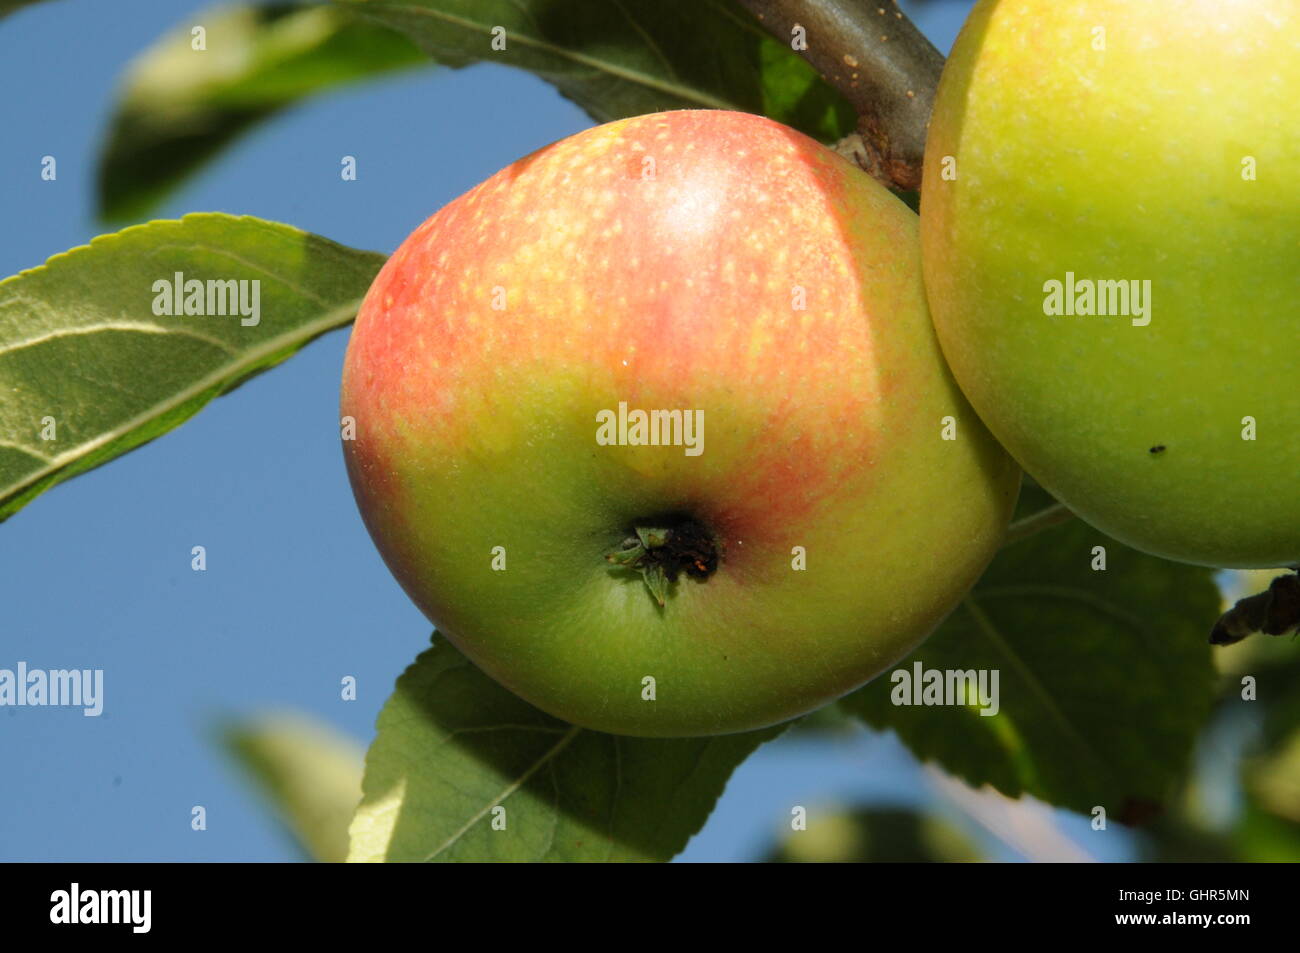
(1210, 569, 1300, 645)
(605, 518, 719, 606)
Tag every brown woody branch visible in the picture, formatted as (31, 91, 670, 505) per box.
(737, 0, 943, 191)
(1210, 570, 1300, 646)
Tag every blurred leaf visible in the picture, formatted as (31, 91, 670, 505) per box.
(766, 807, 982, 863)
(348, 637, 782, 862)
(222, 713, 364, 863)
(1215, 633, 1300, 749)
(1233, 797, 1300, 861)
(337, 0, 855, 139)
(98, 3, 429, 222)
(0, 212, 385, 522)
(842, 483, 1220, 818)
(1136, 815, 1238, 862)
(1139, 637, 1300, 861)
(1142, 759, 1300, 862)
(1247, 729, 1300, 826)
(0, 0, 49, 19)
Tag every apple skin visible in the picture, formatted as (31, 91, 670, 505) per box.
(921, 0, 1300, 569)
(341, 110, 1019, 737)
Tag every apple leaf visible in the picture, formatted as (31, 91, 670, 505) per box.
(348, 637, 783, 862)
(335, 0, 855, 141)
(0, 212, 385, 522)
(97, 3, 429, 223)
(841, 484, 1220, 819)
(221, 713, 365, 863)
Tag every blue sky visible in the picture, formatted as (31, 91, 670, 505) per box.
(0, 0, 1127, 862)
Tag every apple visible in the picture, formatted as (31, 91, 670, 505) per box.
(920, 0, 1300, 568)
(341, 109, 1019, 737)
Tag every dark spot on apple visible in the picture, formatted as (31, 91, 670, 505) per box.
(1149, 445, 1166, 454)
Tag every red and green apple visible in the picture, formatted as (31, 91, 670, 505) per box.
(342, 109, 1019, 737)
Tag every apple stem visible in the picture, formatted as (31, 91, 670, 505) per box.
(1002, 502, 1075, 548)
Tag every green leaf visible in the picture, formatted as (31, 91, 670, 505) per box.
(755, 31, 857, 143)
(349, 637, 782, 862)
(0, 212, 385, 522)
(336, 0, 855, 139)
(221, 713, 365, 863)
(841, 484, 1220, 818)
(98, 3, 429, 222)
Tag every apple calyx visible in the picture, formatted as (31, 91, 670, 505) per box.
(604, 519, 719, 606)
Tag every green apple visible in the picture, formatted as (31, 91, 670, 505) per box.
(341, 109, 1019, 737)
(921, 0, 1300, 568)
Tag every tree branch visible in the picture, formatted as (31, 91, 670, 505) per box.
(738, 0, 943, 191)
(1210, 570, 1300, 645)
